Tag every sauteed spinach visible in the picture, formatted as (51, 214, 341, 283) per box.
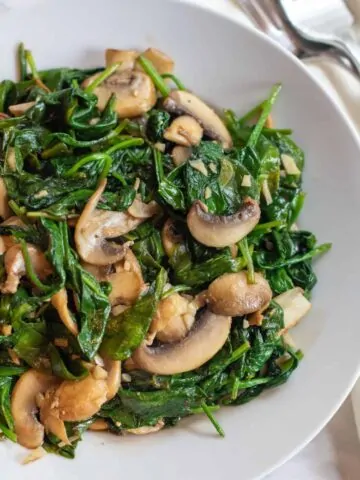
(0, 44, 330, 459)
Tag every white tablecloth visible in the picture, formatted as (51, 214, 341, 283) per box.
(187, 0, 360, 478)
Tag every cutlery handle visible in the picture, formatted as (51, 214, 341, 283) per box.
(329, 38, 360, 77)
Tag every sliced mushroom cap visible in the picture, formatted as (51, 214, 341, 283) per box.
(102, 357, 121, 400)
(1, 243, 53, 294)
(161, 218, 184, 257)
(163, 90, 232, 149)
(0, 177, 11, 220)
(164, 115, 203, 147)
(51, 288, 79, 336)
(105, 49, 138, 71)
(11, 369, 60, 449)
(207, 271, 272, 317)
(127, 420, 165, 435)
(133, 309, 231, 374)
(127, 196, 160, 219)
(83, 250, 145, 306)
(138, 48, 174, 75)
(171, 145, 191, 166)
(39, 368, 108, 424)
(75, 180, 152, 266)
(9, 101, 36, 117)
(187, 198, 260, 248)
(82, 70, 156, 118)
(150, 293, 201, 343)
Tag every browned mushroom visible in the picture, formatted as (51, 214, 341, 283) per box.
(137, 48, 174, 75)
(9, 101, 36, 117)
(1, 243, 53, 294)
(132, 309, 231, 375)
(164, 115, 203, 147)
(187, 199, 260, 248)
(82, 70, 156, 118)
(75, 180, 157, 266)
(83, 250, 145, 306)
(11, 369, 60, 449)
(163, 90, 232, 149)
(149, 293, 196, 343)
(171, 146, 191, 166)
(51, 288, 79, 336)
(207, 271, 272, 316)
(161, 219, 184, 257)
(105, 49, 138, 70)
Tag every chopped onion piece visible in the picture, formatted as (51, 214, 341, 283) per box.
(261, 179, 273, 205)
(241, 174, 251, 187)
(281, 154, 301, 176)
(274, 287, 311, 332)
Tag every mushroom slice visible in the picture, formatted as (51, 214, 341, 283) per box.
(161, 218, 184, 257)
(207, 271, 272, 317)
(51, 288, 79, 336)
(171, 146, 191, 166)
(39, 368, 108, 426)
(274, 287, 311, 333)
(1, 243, 53, 294)
(150, 293, 200, 343)
(164, 115, 203, 147)
(83, 250, 145, 306)
(82, 69, 156, 118)
(102, 357, 121, 400)
(187, 198, 260, 248)
(105, 49, 138, 70)
(75, 180, 151, 266)
(9, 101, 36, 117)
(0, 177, 11, 220)
(138, 48, 174, 75)
(133, 309, 231, 375)
(11, 369, 60, 449)
(127, 420, 165, 435)
(163, 90, 232, 149)
(89, 418, 109, 431)
(127, 196, 161, 219)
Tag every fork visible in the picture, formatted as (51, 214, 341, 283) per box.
(237, 0, 360, 77)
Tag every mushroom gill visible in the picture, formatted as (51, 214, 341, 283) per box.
(75, 180, 157, 266)
(187, 198, 261, 248)
(163, 90, 233, 149)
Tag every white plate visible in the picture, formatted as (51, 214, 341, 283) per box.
(2, 0, 360, 478)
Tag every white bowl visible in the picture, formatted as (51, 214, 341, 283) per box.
(2, 0, 360, 478)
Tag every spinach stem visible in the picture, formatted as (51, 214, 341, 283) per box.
(17, 42, 27, 81)
(84, 62, 122, 93)
(231, 377, 241, 400)
(161, 73, 186, 90)
(138, 56, 170, 97)
(64, 153, 112, 178)
(239, 237, 255, 284)
(25, 49, 51, 93)
(247, 84, 282, 148)
(19, 239, 52, 292)
(8, 200, 26, 218)
(106, 138, 144, 155)
(201, 402, 225, 437)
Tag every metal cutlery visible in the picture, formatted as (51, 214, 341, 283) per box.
(237, 0, 360, 77)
